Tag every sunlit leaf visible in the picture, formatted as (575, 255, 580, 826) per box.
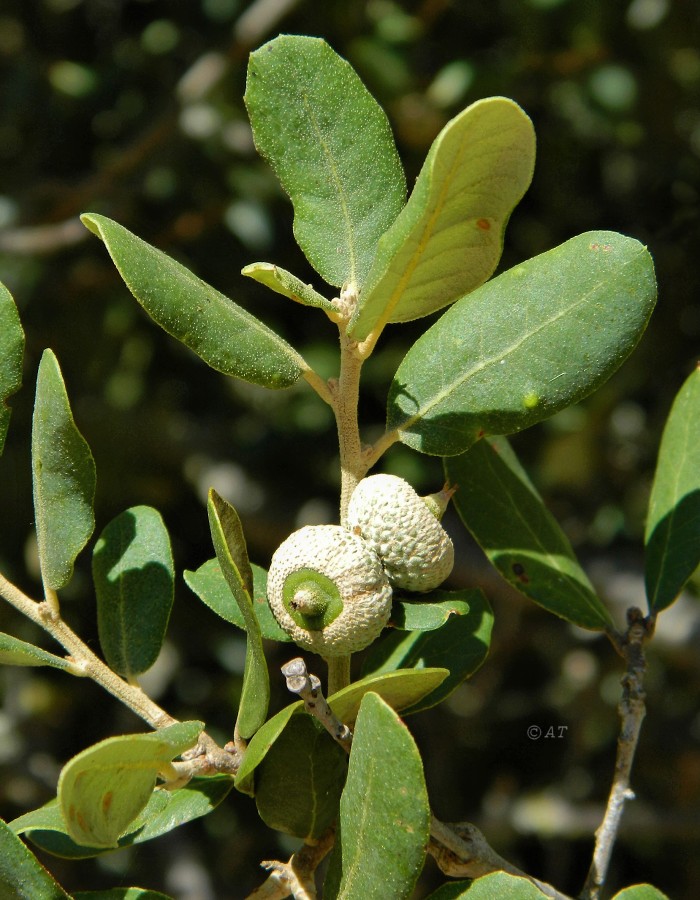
(0, 818, 70, 900)
(81, 213, 304, 389)
(32, 349, 96, 590)
(324, 693, 429, 899)
(13, 776, 232, 860)
(242, 262, 336, 313)
(184, 558, 291, 641)
(93, 506, 174, 677)
(350, 97, 535, 339)
(387, 232, 656, 456)
(424, 871, 550, 898)
(645, 366, 700, 613)
(207, 490, 268, 738)
(0, 633, 72, 671)
(447, 437, 613, 630)
(57, 721, 203, 848)
(612, 886, 671, 900)
(245, 35, 405, 288)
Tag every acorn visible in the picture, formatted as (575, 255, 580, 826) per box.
(267, 524, 393, 657)
(347, 474, 455, 592)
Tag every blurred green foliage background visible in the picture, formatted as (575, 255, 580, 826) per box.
(1, 0, 699, 897)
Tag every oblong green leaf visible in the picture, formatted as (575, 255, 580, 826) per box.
(57, 721, 203, 848)
(387, 231, 657, 456)
(242, 262, 336, 313)
(13, 776, 232, 860)
(93, 506, 174, 678)
(324, 693, 429, 900)
(234, 667, 448, 795)
(184, 558, 291, 642)
(254, 713, 347, 840)
(207, 490, 268, 739)
(428, 871, 550, 898)
(245, 35, 406, 288)
(81, 213, 304, 389)
(447, 437, 613, 630)
(0, 633, 73, 671)
(391, 590, 478, 631)
(349, 97, 536, 339)
(0, 818, 70, 900)
(645, 366, 700, 613)
(612, 886, 671, 900)
(362, 589, 494, 714)
(32, 349, 96, 590)
(0, 281, 24, 457)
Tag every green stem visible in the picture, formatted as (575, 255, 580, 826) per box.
(326, 654, 351, 696)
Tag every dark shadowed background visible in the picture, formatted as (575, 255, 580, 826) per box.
(1, 1, 699, 897)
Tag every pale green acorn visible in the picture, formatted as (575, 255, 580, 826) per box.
(267, 524, 393, 657)
(347, 474, 455, 592)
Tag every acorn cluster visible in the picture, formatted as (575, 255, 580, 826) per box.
(267, 474, 455, 657)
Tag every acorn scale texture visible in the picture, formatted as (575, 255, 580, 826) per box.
(347, 474, 454, 592)
(267, 524, 392, 657)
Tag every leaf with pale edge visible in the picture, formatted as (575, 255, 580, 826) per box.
(324, 693, 429, 900)
(32, 349, 96, 590)
(81, 213, 304, 389)
(234, 668, 448, 796)
(0, 281, 24, 456)
(424, 871, 550, 899)
(362, 589, 493, 714)
(645, 366, 700, 613)
(0, 633, 72, 671)
(93, 506, 174, 677)
(349, 97, 535, 340)
(612, 886, 671, 900)
(57, 721, 203, 848)
(12, 776, 232, 860)
(245, 35, 405, 289)
(447, 437, 613, 630)
(207, 490, 268, 738)
(387, 232, 656, 456)
(242, 263, 336, 313)
(184, 558, 291, 642)
(0, 817, 70, 900)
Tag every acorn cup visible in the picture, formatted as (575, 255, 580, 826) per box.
(266, 524, 393, 657)
(347, 474, 455, 592)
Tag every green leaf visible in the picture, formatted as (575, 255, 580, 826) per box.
(447, 437, 613, 630)
(349, 97, 536, 340)
(391, 590, 479, 631)
(73, 890, 174, 900)
(645, 366, 700, 613)
(387, 231, 657, 456)
(612, 886, 671, 900)
(184, 559, 291, 642)
(0, 818, 70, 900)
(57, 721, 203, 848)
(234, 668, 448, 796)
(32, 349, 96, 590)
(81, 213, 304, 389)
(93, 506, 174, 678)
(255, 713, 347, 840)
(427, 871, 550, 898)
(324, 693, 429, 900)
(0, 633, 73, 671)
(242, 262, 336, 314)
(207, 490, 268, 738)
(363, 589, 494, 714)
(13, 776, 232, 859)
(245, 35, 405, 288)
(0, 281, 24, 457)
